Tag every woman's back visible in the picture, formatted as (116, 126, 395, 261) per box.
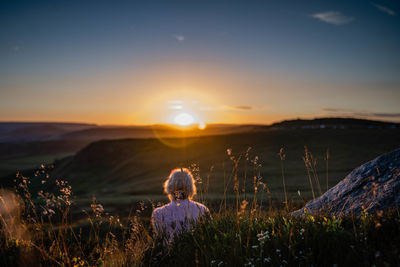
(152, 199, 209, 240)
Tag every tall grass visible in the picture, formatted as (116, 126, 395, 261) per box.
(278, 147, 288, 212)
(302, 146, 324, 198)
(150, 209, 400, 266)
(325, 148, 330, 192)
(1, 148, 399, 266)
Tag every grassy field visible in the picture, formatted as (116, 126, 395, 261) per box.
(0, 153, 74, 178)
(0, 139, 91, 178)
(0, 160, 399, 266)
(41, 128, 400, 215)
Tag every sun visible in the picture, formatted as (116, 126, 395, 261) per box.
(174, 113, 195, 126)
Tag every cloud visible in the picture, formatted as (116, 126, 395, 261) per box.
(168, 100, 183, 104)
(322, 108, 400, 119)
(311, 11, 354, 25)
(322, 108, 353, 113)
(172, 35, 185, 42)
(168, 105, 183, 110)
(371, 3, 397, 16)
(200, 105, 267, 112)
(368, 113, 400, 118)
(233, 106, 253, 110)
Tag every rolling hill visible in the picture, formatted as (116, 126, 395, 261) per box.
(50, 127, 400, 205)
(0, 123, 265, 177)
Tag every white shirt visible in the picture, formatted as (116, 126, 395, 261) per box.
(151, 199, 210, 242)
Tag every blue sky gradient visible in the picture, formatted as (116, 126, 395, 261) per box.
(1, 0, 399, 124)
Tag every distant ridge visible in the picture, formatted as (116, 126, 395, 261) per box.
(0, 117, 398, 143)
(0, 122, 96, 143)
(269, 117, 399, 130)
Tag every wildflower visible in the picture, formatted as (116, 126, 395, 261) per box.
(251, 155, 258, 165)
(278, 147, 286, 160)
(238, 200, 248, 216)
(299, 228, 305, 235)
(257, 230, 270, 245)
(91, 202, 104, 218)
(245, 147, 252, 160)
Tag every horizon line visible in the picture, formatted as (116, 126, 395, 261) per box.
(0, 116, 399, 127)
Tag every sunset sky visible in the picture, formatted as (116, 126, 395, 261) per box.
(1, 0, 399, 125)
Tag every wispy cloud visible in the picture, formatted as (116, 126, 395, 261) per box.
(168, 105, 183, 110)
(322, 108, 400, 119)
(172, 34, 185, 42)
(200, 105, 267, 112)
(311, 11, 354, 25)
(371, 3, 397, 16)
(168, 100, 183, 104)
(233, 106, 253, 110)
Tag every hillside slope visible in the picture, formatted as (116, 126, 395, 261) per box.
(52, 128, 400, 201)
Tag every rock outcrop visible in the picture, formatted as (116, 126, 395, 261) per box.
(292, 148, 400, 216)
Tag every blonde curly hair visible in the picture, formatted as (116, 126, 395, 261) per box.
(163, 168, 197, 200)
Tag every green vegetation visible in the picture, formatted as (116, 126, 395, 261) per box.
(0, 153, 74, 177)
(152, 209, 400, 266)
(1, 143, 400, 266)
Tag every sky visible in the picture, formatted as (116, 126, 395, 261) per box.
(0, 0, 399, 125)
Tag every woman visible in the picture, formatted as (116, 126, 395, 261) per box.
(151, 168, 210, 242)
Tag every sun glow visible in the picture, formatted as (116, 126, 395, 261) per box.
(174, 113, 195, 126)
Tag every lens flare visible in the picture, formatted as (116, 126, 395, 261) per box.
(198, 122, 206, 130)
